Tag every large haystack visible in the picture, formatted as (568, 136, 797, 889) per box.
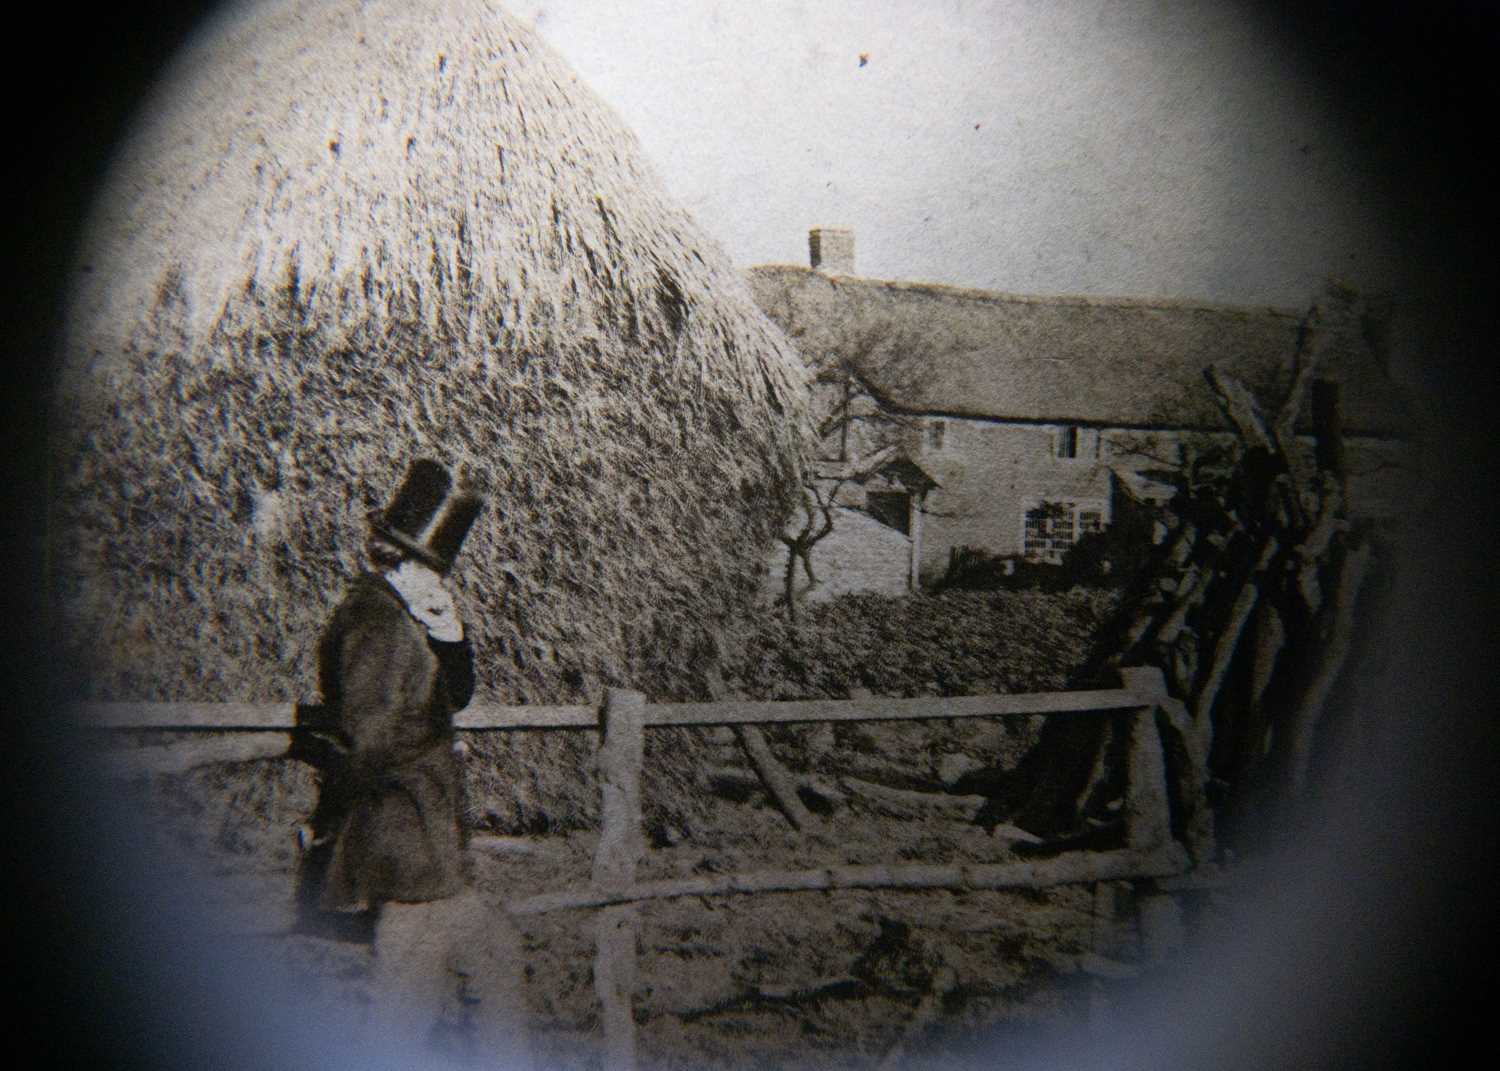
(52, 0, 809, 707)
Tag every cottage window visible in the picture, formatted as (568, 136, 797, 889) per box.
(1023, 501, 1107, 562)
(1022, 501, 1076, 562)
(928, 420, 945, 450)
(1053, 425, 1100, 460)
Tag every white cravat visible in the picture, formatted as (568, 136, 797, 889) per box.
(385, 559, 464, 642)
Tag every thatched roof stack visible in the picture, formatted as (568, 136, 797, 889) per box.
(53, 0, 810, 704)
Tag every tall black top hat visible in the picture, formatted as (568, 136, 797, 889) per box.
(369, 459, 485, 574)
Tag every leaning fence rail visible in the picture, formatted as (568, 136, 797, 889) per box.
(82, 668, 1192, 1071)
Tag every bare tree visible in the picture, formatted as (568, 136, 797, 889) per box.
(808, 323, 929, 459)
(774, 319, 939, 621)
(778, 479, 844, 625)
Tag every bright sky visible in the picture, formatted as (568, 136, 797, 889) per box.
(525, 0, 1401, 309)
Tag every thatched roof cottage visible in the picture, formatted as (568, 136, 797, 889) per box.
(51, 0, 811, 708)
(750, 229, 1416, 588)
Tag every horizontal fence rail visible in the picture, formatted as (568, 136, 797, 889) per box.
(508, 845, 1191, 916)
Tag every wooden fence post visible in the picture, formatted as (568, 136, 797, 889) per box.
(593, 688, 645, 1071)
(1122, 662, 1216, 863)
(1118, 667, 1172, 852)
(1119, 666, 1189, 963)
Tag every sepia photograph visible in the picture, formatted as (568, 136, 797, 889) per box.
(6, 2, 1497, 1069)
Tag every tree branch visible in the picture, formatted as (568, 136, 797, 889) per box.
(738, 725, 817, 831)
(1205, 366, 1276, 453)
(1281, 539, 1375, 797)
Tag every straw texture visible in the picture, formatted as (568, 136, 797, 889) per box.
(52, 0, 810, 708)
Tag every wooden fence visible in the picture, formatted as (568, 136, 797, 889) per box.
(84, 666, 1194, 1070)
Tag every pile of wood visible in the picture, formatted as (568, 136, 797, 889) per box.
(1012, 286, 1386, 859)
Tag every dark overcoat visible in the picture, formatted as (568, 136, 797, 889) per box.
(311, 573, 475, 910)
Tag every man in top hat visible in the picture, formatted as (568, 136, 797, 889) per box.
(299, 459, 525, 1063)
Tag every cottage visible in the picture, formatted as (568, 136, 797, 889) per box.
(752, 229, 1417, 591)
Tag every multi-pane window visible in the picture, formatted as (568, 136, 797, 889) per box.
(928, 419, 945, 450)
(1023, 501, 1107, 562)
(1056, 425, 1078, 459)
(1023, 502, 1076, 562)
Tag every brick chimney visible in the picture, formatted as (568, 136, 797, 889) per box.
(809, 227, 855, 274)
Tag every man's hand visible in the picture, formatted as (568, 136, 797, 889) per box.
(386, 559, 464, 642)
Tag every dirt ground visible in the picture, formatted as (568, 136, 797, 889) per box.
(478, 829, 1126, 1071)
(110, 715, 1219, 1071)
